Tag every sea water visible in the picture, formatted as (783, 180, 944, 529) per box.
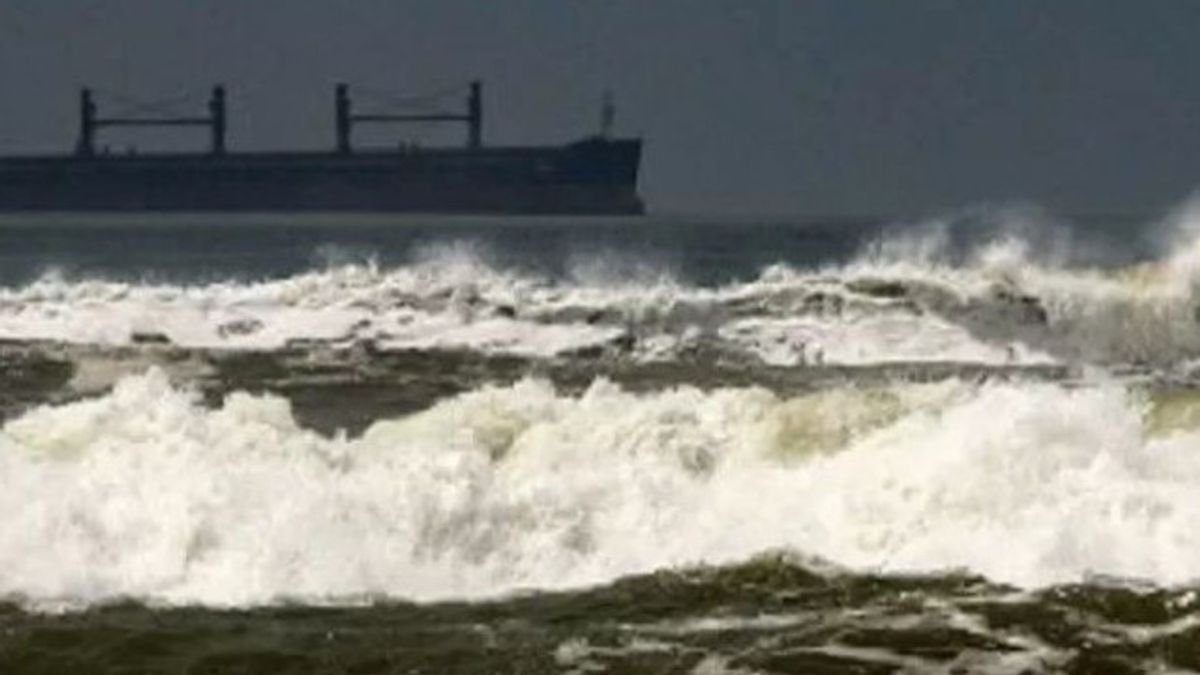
(0, 207, 1198, 673)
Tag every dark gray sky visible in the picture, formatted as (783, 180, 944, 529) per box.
(2, 1, 1199, 216)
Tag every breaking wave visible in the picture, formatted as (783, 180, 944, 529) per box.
(3, 370, 1200, 609)
(5, 205, 1200, 367)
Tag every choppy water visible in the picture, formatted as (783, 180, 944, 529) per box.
(3, 205, 1200, 673)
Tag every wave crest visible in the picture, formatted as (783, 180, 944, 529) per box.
(4, 371, 1200, 608)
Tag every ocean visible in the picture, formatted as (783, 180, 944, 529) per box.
(1, 207, 1199, 674)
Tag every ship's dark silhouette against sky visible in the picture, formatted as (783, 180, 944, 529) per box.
(2, 1, 1199, 216)
(0, 82, 643, 213)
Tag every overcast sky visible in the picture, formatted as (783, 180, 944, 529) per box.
(2, 1, 1199, 216)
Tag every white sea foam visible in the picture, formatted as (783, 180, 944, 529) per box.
(3, 370, 1200, 608)
(4, 219, 1200, 366)
(7, 205, 1200, 369)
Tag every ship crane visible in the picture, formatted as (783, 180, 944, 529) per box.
(335, 81, 482, 154)
(76, 86, 227, 157)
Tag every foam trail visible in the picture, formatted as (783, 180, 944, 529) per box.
(3, 371, 1200, 609)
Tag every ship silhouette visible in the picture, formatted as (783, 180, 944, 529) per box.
(0, 82, 644, 214)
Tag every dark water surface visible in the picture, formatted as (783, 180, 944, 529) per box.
(0, 213, 877, 287)
(3, 557, 1198, 674)
(0, 210, 1158, 288)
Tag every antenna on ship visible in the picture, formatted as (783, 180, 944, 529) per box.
(600, 89, 615, 139)
(74, 85, 229, 156)
(333, 80, 484, 153)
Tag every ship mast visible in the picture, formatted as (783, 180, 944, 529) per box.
(600, 90, 615, 139)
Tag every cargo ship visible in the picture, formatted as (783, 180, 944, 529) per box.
(0, 82, 644, 214)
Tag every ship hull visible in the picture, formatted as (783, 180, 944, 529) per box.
(0, 138, 644, 215)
